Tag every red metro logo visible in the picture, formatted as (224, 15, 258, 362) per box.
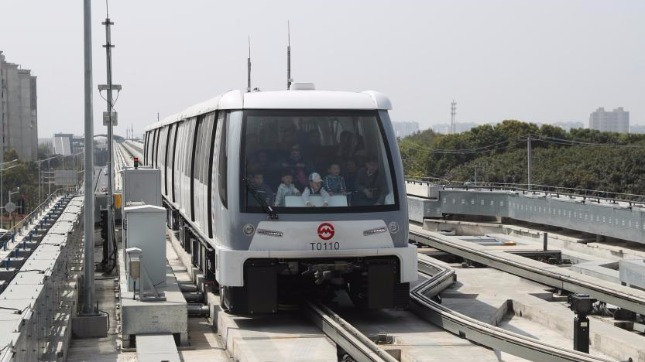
(317, 223, 335, 240)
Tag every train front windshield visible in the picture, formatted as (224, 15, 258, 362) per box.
(242, 110, 398, 212)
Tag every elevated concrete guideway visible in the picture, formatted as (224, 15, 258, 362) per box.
(407, 181, 645, 245)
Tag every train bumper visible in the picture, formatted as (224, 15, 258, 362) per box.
(216, 244, 418, 287)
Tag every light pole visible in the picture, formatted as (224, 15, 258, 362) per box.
(37, 155, 59, 205)
(99, 14, 121, 272)
(0, 159, 18, 223)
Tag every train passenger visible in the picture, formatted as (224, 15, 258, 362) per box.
(336, 130, 356, 159)
(274, 169, 301, 207)
(323, 162, 347, 196)
(302, 172, 330, 207)
(247, 172, 274, 207)
(305, 129, 326, 170)
(280, 144, 312, 190)
(354, 157, 386, 205)
(343, 159, 358, 194)
(336, 130, 365, 159)
(248, 150, 280, 190)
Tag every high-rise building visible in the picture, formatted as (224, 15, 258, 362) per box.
(589, 107, 629, 134)
(0, 51, 38, 161)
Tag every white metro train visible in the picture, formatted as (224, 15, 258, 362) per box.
(144, 84, 417, 313)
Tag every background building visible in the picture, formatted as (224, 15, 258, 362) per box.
(392, 121, 419, 138)
(432, 122, 478, 134)
(589, 107, 629, 134)
(53, 133, 74, 156)
(0, 51, 38, 161)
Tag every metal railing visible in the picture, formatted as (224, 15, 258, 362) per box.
(407, 178, 645, 205)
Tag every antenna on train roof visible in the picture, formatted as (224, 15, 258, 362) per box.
(287, 21, 292, 89)
(247, 36, 252, 93)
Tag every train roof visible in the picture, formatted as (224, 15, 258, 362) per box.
(145, 89, 392, 131)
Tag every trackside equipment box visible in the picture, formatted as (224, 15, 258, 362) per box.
(121, 167, 162, 206)
(123, 204, 166, 290)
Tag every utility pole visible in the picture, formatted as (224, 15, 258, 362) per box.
(82, 0, 96, 315)
(527, 136, 532, 191)
(99, 13, 121, 272)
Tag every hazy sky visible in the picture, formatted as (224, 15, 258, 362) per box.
(1, 1, 644, 138)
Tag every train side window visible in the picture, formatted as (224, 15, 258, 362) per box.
(159, 127, 168, 194)
(201, 113, 216, 183)
(144, 132, 149, 164)
(151, 130, 157, 168)
(171, 122, 180, 202)
(154, 129, 161, 168)
(194, 116, 205, 184)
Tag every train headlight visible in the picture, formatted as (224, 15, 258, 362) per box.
(363, 227, 387, 236)
(257, 229, 283, 237)
(389, 221, 400, 234)
(242, 224, 255, 236)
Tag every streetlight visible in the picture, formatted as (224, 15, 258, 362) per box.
(0, 159, 19, 222)
(36, 155, 59, 205)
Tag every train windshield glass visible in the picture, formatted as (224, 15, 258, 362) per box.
(242, 110, 398, 212)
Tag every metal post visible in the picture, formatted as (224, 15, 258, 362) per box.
(474, 165, 479, 186)
(82, 0, 96, 315)
(527, 136, 531, 191)
(0, 160, 18, 226)
(569, 294, 595, 353)
(47, 158, 51, 199)
(102, 17, 115, 271)
(543, 232, 548, 251)
(38, 161, 41, 204)
(573, 315, 590, 353)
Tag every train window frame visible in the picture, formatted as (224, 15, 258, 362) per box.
(170, 123, 179, 203)
(217, 112, 228, 208)
(164, 124, 174, 196)
(152, 129, 158, 168)
(240, 109, 400, 214)
(206, 112, 218, 237)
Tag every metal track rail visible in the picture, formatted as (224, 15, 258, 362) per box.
(410, 225, 645, 315)
(302, 299, 398, 362)
(412, 255, 612, 362)
(120, 140, 143, 161)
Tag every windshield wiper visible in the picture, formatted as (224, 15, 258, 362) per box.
(244, 178, 279, 220)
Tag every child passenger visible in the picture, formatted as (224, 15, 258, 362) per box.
(323, 162, 347, 195)
(302, 172, 331, 207)
(274, 170, 301, 207)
